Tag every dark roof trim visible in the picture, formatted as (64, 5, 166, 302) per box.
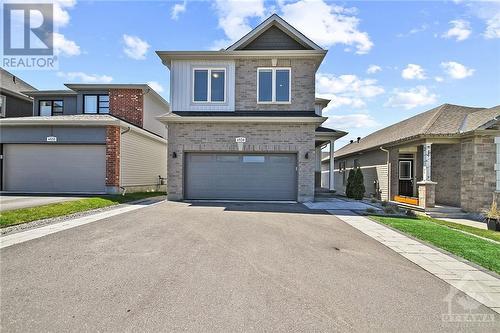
(171, 111, 321, 117)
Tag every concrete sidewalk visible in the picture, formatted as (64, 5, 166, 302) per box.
(330, 210, 500, 315)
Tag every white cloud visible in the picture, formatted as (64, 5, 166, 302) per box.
(57, 71, 113, 83)
(211, 0, 266, 49)
(147, 81, 164, 93)
(385, 86, 437, 110)
(434, 76, 444, 82)
(323, 114, 379, 130)
(366, 65, 382, 74)
(442, 19, 471, 41)
(280, 0, 373, 54)
(316, 73, 384, 109)
(441, 61, 475, 79)
(171, 1, 187, 20)
(401, 64, 426, 80)
(484, 13, 500, 39)
(397, 23, 428, 38)
(53, 32, 80, 56)
(122, 34, 150, 60)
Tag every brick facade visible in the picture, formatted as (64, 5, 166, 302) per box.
(109, 89, 143, 127)
(432, 144, 461, 207)
(460, 135, 499, 213)
(166, 122, 316, 202)
(105, 126, 120, 188)
(235, 58, 316, 111)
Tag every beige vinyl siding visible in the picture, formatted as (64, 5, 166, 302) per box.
(120, 130, 167, 187)
(334, 149, 389, 201)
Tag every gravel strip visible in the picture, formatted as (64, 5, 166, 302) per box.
(1, 196, 166, 236)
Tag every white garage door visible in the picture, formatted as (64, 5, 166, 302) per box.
(3, 144, 106, 193)
(185, 153, 297, 200)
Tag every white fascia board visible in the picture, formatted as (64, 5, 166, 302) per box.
(119, 122, 167, 144)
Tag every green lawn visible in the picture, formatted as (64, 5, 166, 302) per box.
(370, 215, 500, 274)
(0, 192, 165, 228)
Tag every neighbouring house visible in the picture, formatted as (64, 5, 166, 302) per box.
(0, 68, 37, 118)
(0, 84, 169, 194)
(156, 14, 346, 202)
(334, 104, 500, 214)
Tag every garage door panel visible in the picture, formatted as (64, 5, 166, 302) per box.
(4, 144, 106, 193)
(185, 153, 297, 200)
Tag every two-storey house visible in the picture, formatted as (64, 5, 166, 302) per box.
(157, 14, 346, 202)
(0, 68, 37, 118)
(0, 84, 169, 194)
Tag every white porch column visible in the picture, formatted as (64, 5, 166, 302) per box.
(422, 143, 432, 181)
(418, 142, 437, 208)
(329, 139, 335, 191)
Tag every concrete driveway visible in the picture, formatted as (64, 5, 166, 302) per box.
(0, 195, 84, 211)
(1, 201, 498, 332)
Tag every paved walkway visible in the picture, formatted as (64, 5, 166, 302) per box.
(305, 198, 380, 211)
(330, 210, 500, 315)
(441, 217, 488, 230)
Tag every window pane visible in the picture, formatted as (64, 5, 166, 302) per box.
(276, 69, 290, 102)
(399, 161, 412, 179)
(194, 70, 208, 102)
(99, 95, 109, 102)
(243, 156, 265, 163)
(53, 100, 63, 108)
(84, 95, 98, 113)
(99, 107, 109, 114)
(258, 70, 272, 102)
(211, 70, 225, 102)
(40, 101, 52, 116)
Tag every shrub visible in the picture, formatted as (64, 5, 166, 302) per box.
(370, 198, 377, 203)
(351, 168, 366, 200)
(365, 208, 376, 214)
(345, 169, 356, 198)
(384, 206, 397, 214)
(381, 201, 388, 207)
(405, 209, 417, 217)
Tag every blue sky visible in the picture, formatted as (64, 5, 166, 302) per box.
(6, 0, 500, 147)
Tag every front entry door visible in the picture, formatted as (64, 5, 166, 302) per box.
(398, 159, 414, 197)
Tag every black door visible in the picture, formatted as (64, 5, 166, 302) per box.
(398, 159, 414, 197)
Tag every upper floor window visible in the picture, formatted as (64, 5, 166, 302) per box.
(0, 95, 6, 117)
(39, 100, 63, 116)
(193, 68, 225, 103)
(84, 95, 109, 114)
(257, 68, 291, 103)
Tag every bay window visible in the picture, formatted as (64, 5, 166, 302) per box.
(257, 68, 291, 103)
(193, 68, 226, 103)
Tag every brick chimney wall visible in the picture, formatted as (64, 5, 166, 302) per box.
(109, 89, 143, 127)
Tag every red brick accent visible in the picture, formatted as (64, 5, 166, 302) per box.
(109, 89, 143, 127)
(106, 126, 120, 187)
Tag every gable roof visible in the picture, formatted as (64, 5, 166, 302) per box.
(226, 14, 323, 51)
(335, 104, 500, 158)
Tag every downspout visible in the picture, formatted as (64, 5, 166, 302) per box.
(119, 127, 131, 195)
(380, 146, 390, 201)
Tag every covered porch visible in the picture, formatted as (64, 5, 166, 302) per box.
(314, 127, 347, 194)
(387, 138, 462, 209)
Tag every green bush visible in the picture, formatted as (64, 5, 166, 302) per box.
(351, 168, 366, 200)
(345, 169, 356, 198)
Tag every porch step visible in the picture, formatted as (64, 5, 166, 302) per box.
(426, 206, 470, 219)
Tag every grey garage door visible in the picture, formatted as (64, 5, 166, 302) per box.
(3, 144, 106, 193)
(185, 153, 297, 200)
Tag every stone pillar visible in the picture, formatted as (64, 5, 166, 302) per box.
(329, 139, 335, 191)
(417, 181, 436, 208)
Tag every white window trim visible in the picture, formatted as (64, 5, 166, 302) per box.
(399, 160, 413, 180)
(257, 67, 291, 104)
(0, 95, 6, 117)
(192, 68, 226, 104)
